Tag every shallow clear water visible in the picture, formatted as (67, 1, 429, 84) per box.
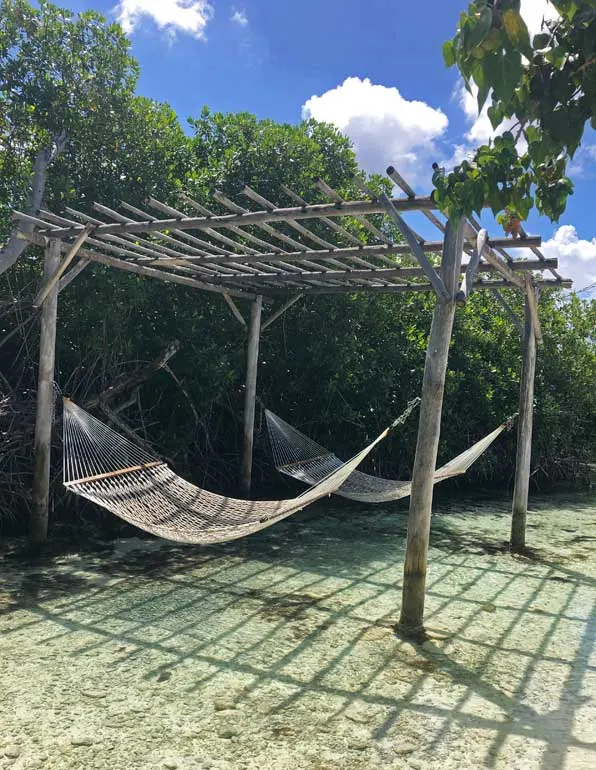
(1, 493, 595, 770)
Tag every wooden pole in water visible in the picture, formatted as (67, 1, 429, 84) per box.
(31, 238, 61, 546)
(398, 217, 464, 636)
(510, 291, 537, 552)
(241, 295, 263, 494)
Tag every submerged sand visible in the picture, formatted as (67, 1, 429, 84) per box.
(0, 493, 595, 770)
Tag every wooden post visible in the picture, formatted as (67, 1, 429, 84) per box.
(241, 295, 263, 494)
(510, 292, 537, 552)
(398, 217, 465, 637)
(31, 238, 61, 546)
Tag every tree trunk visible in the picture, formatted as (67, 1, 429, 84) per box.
(30, 238, 61, 547)
(511, 293, 537, 552)
(398, 217, 465, 637)
(0, 133, 66, 276)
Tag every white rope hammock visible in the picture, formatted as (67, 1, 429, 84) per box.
(266, 407, 513, 503)
(62, 399, 406, 544)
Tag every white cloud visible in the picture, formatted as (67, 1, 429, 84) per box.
(567, 145, 596, 177)
(231, 9, 248, 26)
(541, 225, 596, 294)
(115, 0, 213, 39)
(520, 0, 558, 38)
(456, 81, 511, 145)
(302, 77, 448, 183)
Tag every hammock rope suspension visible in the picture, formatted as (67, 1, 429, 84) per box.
(266, 406, 512, 503)
(62, 398, 402, 544)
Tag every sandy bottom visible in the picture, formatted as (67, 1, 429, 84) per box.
(1, 493, 595, 770)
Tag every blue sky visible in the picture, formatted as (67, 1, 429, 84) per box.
(58, 0, 596, 294)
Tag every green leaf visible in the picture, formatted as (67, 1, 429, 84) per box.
(502, 9, 532, 56)
(472, 61, 490, 111)
(468, 6, 493, 49)
(533, 32, 551, 49)
(443, 39, 456, 67)
(487, 103, 504, 129)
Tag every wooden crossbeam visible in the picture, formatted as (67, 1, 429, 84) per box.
(261, 294, 303, 330)
(58, 258, 90, 294)
(17, 230, 260, 299)
(213, 191, 310, 253)
(267, 278, 571, 295)
(480, 242, 526, 289)
(379, 193, 450, 301)
(457, 228, 488, 304)
(149, 197, 260, 256)
(33, 222, 94, 307)
(223, 293, 247, 327)
(386, 166, 446, 233)
(491, 289, 524, 335)
(243, 186, 337, 251)
(280, 184, 366, 248)
(80, 237, 540, 269)
(183, 258, 557, 285)
(317, 179, 394, 245)
(21, 197, 440, 241)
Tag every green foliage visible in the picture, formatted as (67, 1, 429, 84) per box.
(432, 132, 533, 219)
(440, 0, 596, 222)
(1, 3, 594, 535)
(0, 0, 139, 238)
(50, 96, 192, 211)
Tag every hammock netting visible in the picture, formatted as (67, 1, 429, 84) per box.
(62, 399, 401, 544)
(266, 407, 510, 503)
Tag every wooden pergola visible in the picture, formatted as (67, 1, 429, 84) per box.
(15, 164, 572, 637)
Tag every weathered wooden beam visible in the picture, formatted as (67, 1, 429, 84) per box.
(525, 276, 543, 345)
(398, 217, 465, 637)
(214, 190, 309, 253)
(195, 258, 557, 285)
(457, 228, 487, 304)
(31, 238, 61, 547)
(33, 223, 94, 307)
(379, 193, 450, 301)
(280, 184, 366, 248)
(481, 242, 526, 289)
(120, 200, 231, 257)
(17, 230, 259, 299)
(317, 179, 394, 245)
(491, 289, 523, 335)
(351, 174, 429, 241)
(385, 166, 445, 233)
(223, 293, 247, 327)
(58, 258, 89, 293)
(517, 221, 563, 281)
(241, 296, 263, 494)
(141, 235, 541, 267)
(149, 196, 260, 256)
(179, 192, 289, 255)
(26, 197, 440, 240)
(511, 293, 537, 553)
(13, 210, 60, 231)
(272, 278, 571, 295)
(261, 294, 303, 331)
(386, 166, 447, 233)
(243, 186, 337, 250)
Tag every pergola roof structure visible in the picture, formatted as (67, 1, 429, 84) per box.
(15, 166, 571, 304)
(18, 162, 574, 634)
